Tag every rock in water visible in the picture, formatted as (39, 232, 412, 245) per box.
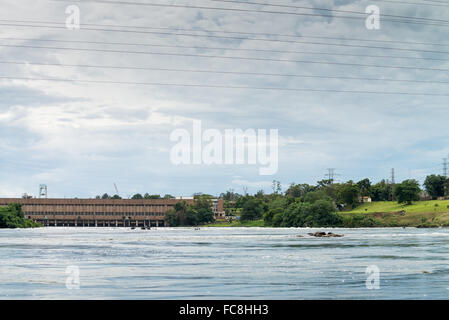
(308, 232, 344, 238)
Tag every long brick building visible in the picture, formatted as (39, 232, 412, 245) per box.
(0, 198, 224, 227)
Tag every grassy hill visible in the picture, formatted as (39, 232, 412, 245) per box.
(205, 200, 449, 228)
(341, 200, 449, 227)
(347, 200, 449, 214)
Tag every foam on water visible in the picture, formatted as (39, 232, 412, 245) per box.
(1, 227, 449, 299)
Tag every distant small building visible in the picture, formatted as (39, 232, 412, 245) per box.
(359, 196, 372, 203)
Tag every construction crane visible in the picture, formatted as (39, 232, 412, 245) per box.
(113, 183, 120, 196)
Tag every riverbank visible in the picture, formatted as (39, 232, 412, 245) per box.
(205, 200, 449, 228)
(205, 220, 265, 227)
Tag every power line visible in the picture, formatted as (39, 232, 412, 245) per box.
(3, 37, 449, 63)
(4, 60, 449, 85)
(50, 0, 449, 27)
(5, 17, 449, 48)
(371, 0, 449, 7)
(4, 43, 449, 73)
(2, 76, 449, 96)
(5, 20, 449, 55)
(171, 0, 449, 24)
(421, 0, 449, 3)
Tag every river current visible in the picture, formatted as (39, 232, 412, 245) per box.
(1, 227, 448, 299)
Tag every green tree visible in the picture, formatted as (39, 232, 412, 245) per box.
(144, 193, 161, 199)
(271, 180, 282, 194)
(285, 183, 316, 198)
(336, 181, 360, 207)
(424, 175, 447, 199)
(264, 196, 289, 226)
(394, 179, 421, 205)
(255, 189, 265, 199)
(131, 193, 143, 199)
(235, 195, 252, 208)
(306, 200, 342, 227)
(316, 179, 337, 201)
(357, 178, 372, 197)
(220, 189, 241, 201)
(303, 190, 332, 204)
(164, 198, 214, 226)
(0, 204, 41, 228)
(192, 196, 215, 224)
(371, 180, 392, 201)
(240, 197, 267, 221)
(278, 199, 340, 227)
(165, 201, 188, 226)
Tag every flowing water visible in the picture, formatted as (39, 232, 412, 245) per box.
(1, 227, 449, 299)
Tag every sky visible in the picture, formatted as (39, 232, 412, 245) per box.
(1, 0, 449, 198)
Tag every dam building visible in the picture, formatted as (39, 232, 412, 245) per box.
(0, 198, 224, 227)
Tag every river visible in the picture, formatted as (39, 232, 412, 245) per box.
(1, 227, 448, 299)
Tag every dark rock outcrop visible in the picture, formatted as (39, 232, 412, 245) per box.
(308, 232, 344, 238)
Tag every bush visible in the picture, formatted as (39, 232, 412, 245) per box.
(241, 198, 267, 221)
(303, 190, 332, 204)
(341, 214, 380, 228)
(0, 204, 41, 228)
(164, 198, 215, 226)
(274, 199, 341, 227)
(394, 180, 421, 205)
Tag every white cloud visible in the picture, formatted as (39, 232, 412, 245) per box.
(0, 0, 448, 196)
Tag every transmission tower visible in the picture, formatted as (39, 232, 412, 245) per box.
(390, 169, 395, 201)
(325, 168, 340, 183)
(39, 184, 47, 198)
(443, 158, 447, 177)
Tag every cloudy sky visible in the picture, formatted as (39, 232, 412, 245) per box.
(1, 0, 449, 198)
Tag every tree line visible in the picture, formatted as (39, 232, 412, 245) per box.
(94, 193, 175, 199)
(92, 174, 449, 228)
(165, 196, 215, 227)
(0, 204, 41, 228)
(218, 175, 449, 228)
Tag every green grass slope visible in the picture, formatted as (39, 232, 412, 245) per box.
(342, 200, 449, 227)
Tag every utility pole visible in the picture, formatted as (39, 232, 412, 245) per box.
(443, 158, 447, 177)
